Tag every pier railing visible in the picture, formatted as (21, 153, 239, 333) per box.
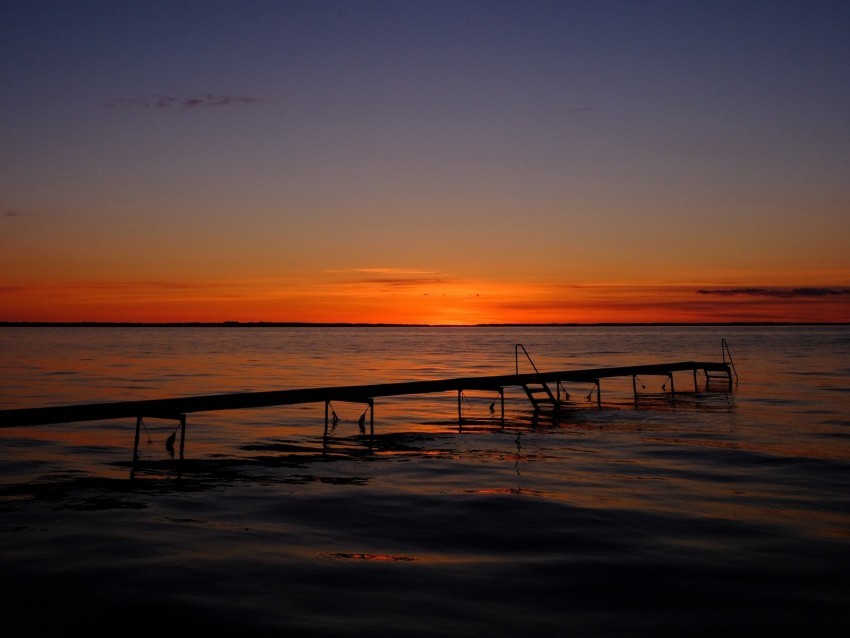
(515, 343, 541, 375)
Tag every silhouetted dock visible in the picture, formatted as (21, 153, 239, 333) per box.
(0, 343, 737, 462)
(0, 359, 734, 427)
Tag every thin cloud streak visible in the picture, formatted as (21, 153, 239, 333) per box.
(697, 287, 850, 298)
(326, 268, 449, 288)
(355, 277, 449, 288)
(106, 94, 268, 111)
(328, 268, 439, 275)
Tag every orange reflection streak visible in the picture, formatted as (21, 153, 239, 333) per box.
(1, 274, 848, 324)
(319, 552, 416, 562)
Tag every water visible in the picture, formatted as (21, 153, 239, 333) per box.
(1, 326, 848, 636)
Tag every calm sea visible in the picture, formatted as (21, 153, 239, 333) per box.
(1, 325, 849, 636)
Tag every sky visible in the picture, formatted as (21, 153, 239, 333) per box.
(1, 0, 849, 324)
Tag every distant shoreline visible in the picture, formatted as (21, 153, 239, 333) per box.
(1, 321, 847, 328)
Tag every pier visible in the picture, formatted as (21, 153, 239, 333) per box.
(0, 342, 737, 462)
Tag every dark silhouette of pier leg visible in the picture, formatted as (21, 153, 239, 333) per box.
(178, 414, 186, 460)
(324, 401, 329, 437)
(500, 388, 505, 426)
(133, 416, 142, 461)
(130, 416, 143, 479)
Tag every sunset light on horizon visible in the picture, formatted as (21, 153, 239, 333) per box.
(2, 1, 849, 325)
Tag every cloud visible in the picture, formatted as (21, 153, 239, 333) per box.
(107, 94, 267, 111)
(332, 268, 438, 275)
(325, 268, 445, 286)
(4, 210, 17, 217)
(696, 287, 850, 298)
(357, 277, 448, 287)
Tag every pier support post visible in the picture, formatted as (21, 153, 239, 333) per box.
(178, 414, 186, 461)
(133, 416, 142, 460)
(595, 379, 601, 408)
(693, 369, 698, 393)
(667, 374, 675, 397)
(369, 399, 374, 438)
(324, 401, 329, 436)
(500, 388, 505, 425)
(457, 390, 463, 424)
(632, 375, 638, 399)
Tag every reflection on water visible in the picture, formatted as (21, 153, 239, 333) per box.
(320, 552, 417, 562)
(1, 326, 849, 635)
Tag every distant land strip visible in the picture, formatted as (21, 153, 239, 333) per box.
(1, 321, 847, 328)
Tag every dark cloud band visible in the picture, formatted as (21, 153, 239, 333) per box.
(697, 288, 850, 298)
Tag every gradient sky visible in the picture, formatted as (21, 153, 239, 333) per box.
(2, 0, 849, 324)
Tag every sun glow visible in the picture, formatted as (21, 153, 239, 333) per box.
(2, 271, 847, 324)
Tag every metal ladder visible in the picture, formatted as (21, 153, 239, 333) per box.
(705, 338, 738, 388)
(516, 344, 559, 412)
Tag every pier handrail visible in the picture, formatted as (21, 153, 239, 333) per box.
(721, 338, 739, 384)
(515, 344, 542, 376)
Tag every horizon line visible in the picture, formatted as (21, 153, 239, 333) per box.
(1, 321, 848, 328)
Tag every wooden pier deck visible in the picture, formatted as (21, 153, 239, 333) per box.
(0, 360, 733, 430)
(0, 351, 736, 465)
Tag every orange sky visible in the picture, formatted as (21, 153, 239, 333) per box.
(2, 3, 849, 325)
(2, 272, 848, 324)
